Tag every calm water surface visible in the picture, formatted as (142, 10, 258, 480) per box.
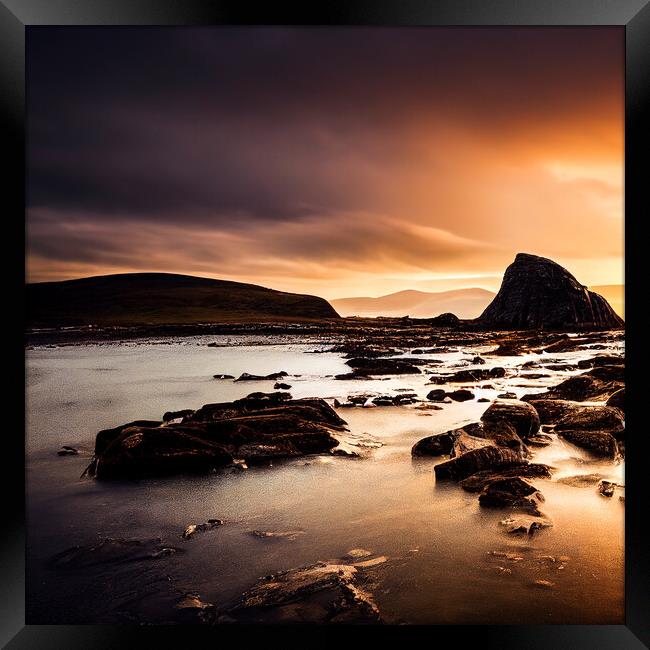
(26, 336, 624, 624)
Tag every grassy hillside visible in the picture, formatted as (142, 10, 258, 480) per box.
(27, 273, 340, 327)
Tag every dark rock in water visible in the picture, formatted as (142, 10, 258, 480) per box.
(497, 392, 517, 399)
(429, 367, 506, 384)
(476, 253, 624, 330)
(451, 430, 495, 456)
(472, 356, 486, 364)
(234, 371, 289, 382)
(95, 420, 164, 455)
(87, 393, 346, 479)
(558, 429, 619, 459)
(273, 382, 292, 390)
(434, 446, 525, 481)
(459, 464, 553, 492)
(556, 473, 604, 488)
(226, 560, 382, 624)
(522, 367, 623, 403)
(411, 432, 456, 457)
(477, 397, 491, 403)
(182, 519, 224, 539)
(427, 389, 447, 402)
(478, 477, 544, 515)
(48, 537, 181, 569)
(447, 389, 475, 402)
(606, 388, 625, 412)
(598, 480, 616, 497)
(163, 409, 195, 422)
(429, 312, 460, 327)
(345, 357, 422, 376)
(462, 421, 528, 457)
(213, 374, 235, 380)
(481, 400, 540, 439)
(555, 405, 624, 440)
(593, 354, 624, 367)
(527, 399, 583, 424)
(57, 445, 79, 456)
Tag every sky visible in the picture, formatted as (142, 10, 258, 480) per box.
(26, 27, 624, 299)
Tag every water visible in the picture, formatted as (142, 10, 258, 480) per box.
(25, 336, 624, 624)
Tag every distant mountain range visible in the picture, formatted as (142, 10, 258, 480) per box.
(26, 273, 340, 327)
(331, 288, 495, 319)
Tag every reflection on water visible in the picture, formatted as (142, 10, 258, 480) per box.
(26, 336, 624, 624)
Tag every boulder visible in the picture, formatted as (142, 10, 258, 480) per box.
(459, 464, 553, 492)
(606, 388, 625, 412)
(234, 371, 289, 382)
(411, 432, 457, 457)
(434, 446, 525, 481)
(87, 394, 347, 479)
(555, 405, 625, 440)
(344, 357, 421, 376)
(526, 399, 582, 424)
(480, 400, 540, 439)
(478, 477, 544, 515)
(447, 389, 475, 402)
(557, 429, 619, 459)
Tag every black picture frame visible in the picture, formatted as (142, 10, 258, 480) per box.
(3, 1, 648, 647)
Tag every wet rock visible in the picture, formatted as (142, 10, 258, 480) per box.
(57, 445, 79, 456)
(162, 409, 195, 422)
(459, 464, 553, 492)
(593, 354, 624, 367)
(182, 519, 224, 539)
(497, 392, 517, 399)
(472, 356, 486, 364)
(249, 530, 305, 541)
(447, 389, 475, 402)
(526, 433, 554, 447)
(273, 382, 292, 390)
(499, 515, 553, 535)
(345, 357, 422, 376)
(452, 431, 495, 456)
(48, 537, 181, 569)
(556, 473, 603, 487)
(480, 400, 540, 439)
(428, 367, 506, 384)
(598, 480, 616, 497)
(606, 388, 625, 412)
(531, 579, 555, 589)
(555, 405, 624, 440)
(426, 389, 447, 402)
(478, 477, 545, 515)
(475, 253, 623, 330)
(558, 430, 619, 459)
(434, 446, 525, 481)
(526, 399, 583, 424)
(522, 366, 623, 402)
(411, 432, 457, 457)
(213, 374, 235, 379)
(88, 394, 347, 479)
(234, 371, 289, 382)
(477, 397, 490, 403)
(226, 561, 382, 624)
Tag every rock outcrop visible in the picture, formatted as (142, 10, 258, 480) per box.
(86, 392, 347, 479)
(476, 253, 624, 330)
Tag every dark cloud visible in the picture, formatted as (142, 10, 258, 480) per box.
(26, 27, 623, 294)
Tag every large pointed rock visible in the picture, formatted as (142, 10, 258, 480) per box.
(476, 253, 624, 330)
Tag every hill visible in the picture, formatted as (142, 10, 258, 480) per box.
(27, 273, 340, 327)
(331, 288, 495, 319)
(476, 254, 623, 330)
